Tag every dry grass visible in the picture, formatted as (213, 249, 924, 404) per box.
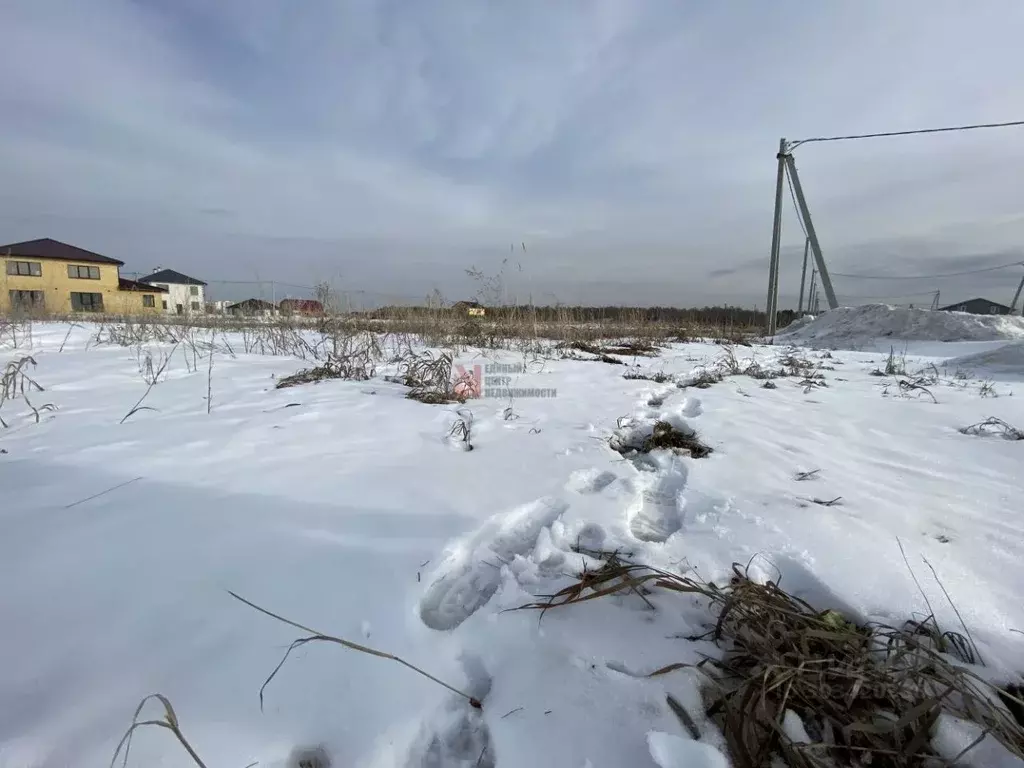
(623, 366, 674, 384)
(399, 349, 469, 404)
(275, 335, 379, 388)
(959, 417, 1024, 441)
(611, 420, 714, 459)
(0, 355, 56, 428)
(516, 551, 1024, 768)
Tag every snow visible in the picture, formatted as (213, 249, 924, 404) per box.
(2, 321, 1024, 767)
(946, 341, 1024, 378)
(777, 304, 1024, 351)
(646, 731, 728, 768)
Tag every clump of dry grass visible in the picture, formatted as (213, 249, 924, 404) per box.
(516, 553, 1024, 768)
(559, 341, 626, 365)
(276, 343, 378, 390)
(611, 420, 713, 459)
(679, 367, 725, 389)
(959, 417, 1024, 441)
(623, 366, 674, 384)
(0, 355, 56, 428)
(399, 350, 468, 404)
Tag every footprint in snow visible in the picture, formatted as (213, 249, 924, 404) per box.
(402, 655, 494, 768)
(565, 468, 618, 494)
(418, 496, 569, 630)
(403, 700, 494, 768)
(627, 452, 689, 543)
(646, 385, 676, 408)
(680, 396, 703, 418)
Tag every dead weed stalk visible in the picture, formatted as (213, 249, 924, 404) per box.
(959, 417, 1024, 441)
(226, 590, 482, 709)
(0, 355, 56, 427)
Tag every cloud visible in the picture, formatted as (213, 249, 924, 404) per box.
(1, 0, 1023, 306)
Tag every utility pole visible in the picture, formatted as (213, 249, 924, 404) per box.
(1009, 274, 1024, 315)
(765, 138, 788, 335)
(783, 154, 837, 311)
(797, 237, 810, 314)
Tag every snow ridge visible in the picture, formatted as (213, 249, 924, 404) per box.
(777, 304, 1024, 349)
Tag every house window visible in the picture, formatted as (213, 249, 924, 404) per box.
(189, 285, 199, 296)
(190, 301, 201, 311)
(142, 295, 156, 308)
(9, 290, 44, 309)
(71, 292, 104, 312)
(67, 264, 101, 280)
(991, 306, 999, 314)
(162, 299, 168, 310)
(6, 261, 42, 277)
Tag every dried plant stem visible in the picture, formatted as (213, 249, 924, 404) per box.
(111, 694, 208, 768)
(921, 554, 984, 666)
(120, 342, 179, 424)
(206, 344, 214, 415)
(227, 590, 482, 708)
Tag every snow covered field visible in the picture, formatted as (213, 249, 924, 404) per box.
(2, 311, 1024, 767)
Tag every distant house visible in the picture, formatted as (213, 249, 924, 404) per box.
(227, 298, 276, 317)
(939, 298, 1012, 316)
(452, 300, 486, 317)
(278, 298, 324, 316)
(0, 238, 165, 315)
(140, 269, 208, 315)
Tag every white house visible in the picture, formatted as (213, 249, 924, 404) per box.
(140, 269, 208, 315)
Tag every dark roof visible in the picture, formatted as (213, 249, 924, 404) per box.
(141, 269, 207, 286)
(940, 298, 1012, 312)
(0, 238, 124, 266)
(119, 277, 168, 293)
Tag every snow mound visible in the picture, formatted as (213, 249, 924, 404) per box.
(945, 341, 1024, 374)
(777, 304, 1024, 349)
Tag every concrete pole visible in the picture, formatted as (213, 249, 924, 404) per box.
(1009, 274, 1024, 315)
(797, 237, 810, 314)
(783, 154, 838, 310)
(765, 138, 788, 335)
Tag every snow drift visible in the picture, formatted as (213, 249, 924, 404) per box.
(776, 304, 1024, 349)
(945, 341, 1024, 375)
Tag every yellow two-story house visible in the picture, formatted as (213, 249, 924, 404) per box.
(0, 238, 167, 316)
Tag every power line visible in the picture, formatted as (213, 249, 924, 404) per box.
(789, 119, 1024, 150)
(838, 290, 939, 301)
(833, 260, 1024, 280)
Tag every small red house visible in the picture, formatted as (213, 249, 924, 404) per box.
(278, 298, 324, 316)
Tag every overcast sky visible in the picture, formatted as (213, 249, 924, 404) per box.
(2, 1, 1023, 307)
